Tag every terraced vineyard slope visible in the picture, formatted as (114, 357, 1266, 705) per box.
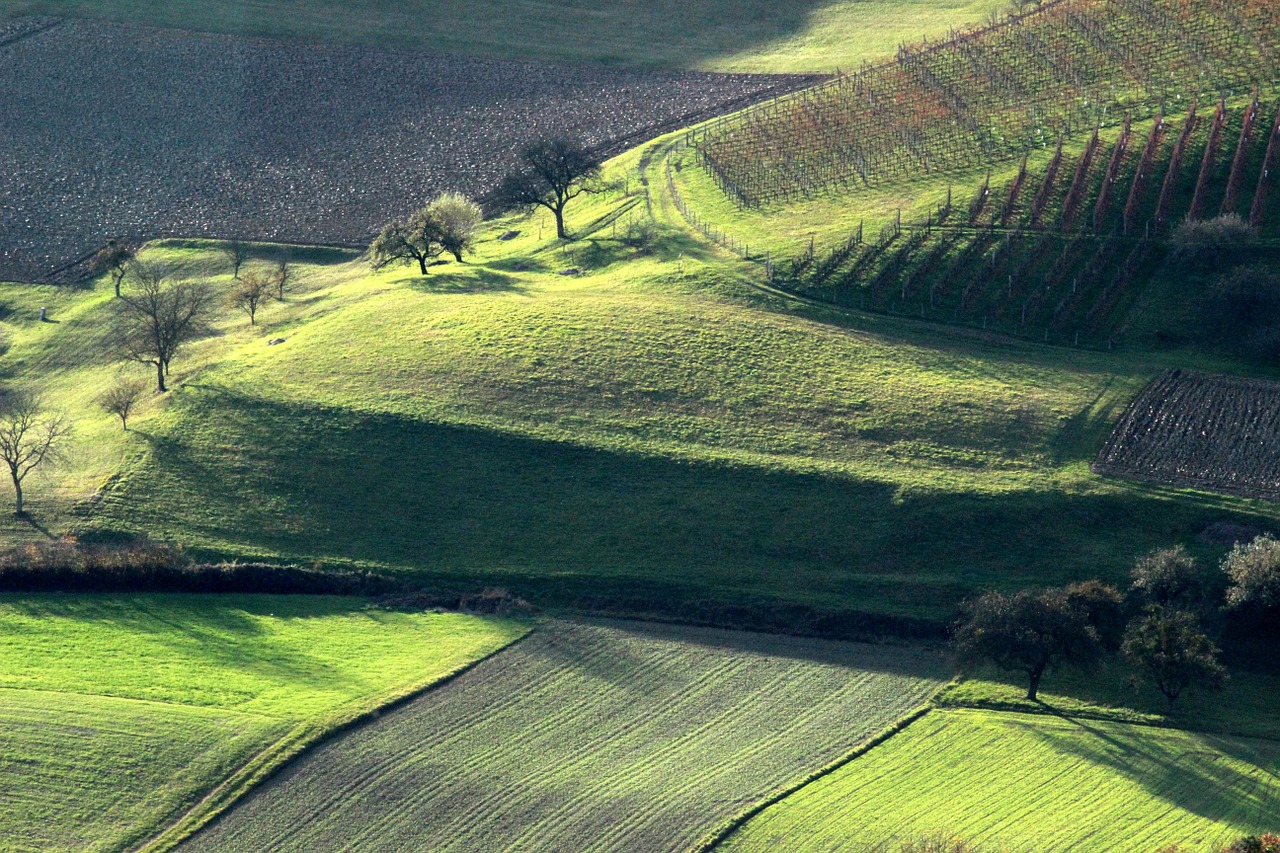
(179, 620, 948, 853)
(692, 0, 1278, 206)
(1096, 369, 1280, 500)
(0, 595, 525, 852)
(720, 708, 1280, 852)
(775, 91, 1280, 345)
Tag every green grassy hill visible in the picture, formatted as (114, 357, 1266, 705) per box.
(0, 594, 525, 852)
(0, 150, 1275, 628)
(0, 0, 1006, 72)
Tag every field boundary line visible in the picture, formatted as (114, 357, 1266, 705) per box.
(688, 700, 940, 852)
(131, 622, 538, 853)
(0, 17, 61, 51)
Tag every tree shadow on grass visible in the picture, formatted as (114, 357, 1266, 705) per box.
(1020, 711, 1280, 828)
(391, 268, 524, 295)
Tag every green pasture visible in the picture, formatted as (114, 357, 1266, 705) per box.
(178, 620, 948, 852)
(1, 0, 1007, 72)
(0, 594, 526, 852)
(0, 150, 1276, 624)
(720, 708, 1280, 852)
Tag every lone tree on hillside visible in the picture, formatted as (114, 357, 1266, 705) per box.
(1123, 606, 1227, 710)
(369, 207, 445, 275)
(273, 251, 293, 300)
(116, 261, 214, 392)
(230, 271, 271, 326)
(494, 138, 602, 240)
(90, 240, 135, 298)
(0, 390, 71, 516)
(222, 239, 250, 279)
(428, 192, 484, 262)
(953, 587, 1103, 701)
(97, 377, 148, 431)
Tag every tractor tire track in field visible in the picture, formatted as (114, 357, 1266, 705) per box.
(178, 620, 947, 853)
(1094, 369, 1280, 501)
(0, 18, 818, 283)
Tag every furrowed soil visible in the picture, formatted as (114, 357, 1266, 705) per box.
(0, 17, 815, 281)
(720, 708, 1280, 852)
(1095, 369, 1280, 500)
(179, 620, 948, 853)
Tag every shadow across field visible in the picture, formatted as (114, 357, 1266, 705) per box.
(94, 387, 1277, 630)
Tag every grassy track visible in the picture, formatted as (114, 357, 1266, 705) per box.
(0, 595, 526, 852)
(720, 708, 1280, 852)
(178, 620, 948, 852)
(0, 0, 1006, 72)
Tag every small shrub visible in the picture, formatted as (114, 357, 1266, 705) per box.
(620, 219, 657, 252)
(1221, 834, 1280, 853)
(1171, 214, 1255, 272)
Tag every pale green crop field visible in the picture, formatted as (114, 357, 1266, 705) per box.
(0, 595, 526, 852)
(179, 620, 948, 852)
(720, 708, 1280, 852)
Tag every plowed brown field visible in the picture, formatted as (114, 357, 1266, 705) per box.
(1095, 369, 1280, 500)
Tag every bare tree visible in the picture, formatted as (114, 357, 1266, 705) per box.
(97, 377, 148, 430)
(90, 240, 135, 298)
(221, 239, 250, 279)
(230, 271, 271, 326)
(428, 192, 484, 262)
(369, 207, 445, 275)
(0, 390, 72, 516)
(494, 138, 602, 240)
(116, 261, 214, 392)
(273, 251, 293, 300)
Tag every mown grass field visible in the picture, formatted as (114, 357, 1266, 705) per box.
(178, 620, 948, 852)
(0, 594, 526, 852)
(0, 0, 1006, 72)
(720, 708, 1280, 853)
(1, 150, 1275, 625)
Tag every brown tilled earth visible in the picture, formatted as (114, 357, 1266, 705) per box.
(0, 17, 818, 282)
(1094, 368, 1280, 500)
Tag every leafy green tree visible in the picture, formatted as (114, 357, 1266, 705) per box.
(1123, 606, 1227, 710)
(494, 138, 602, 240)
(1131, 545, 1202, 609)
(1222, 534, 1280, 612)
(428, 193, 483, 262)
(369, 207, 444, 275)
(953, 587, 1103, 701)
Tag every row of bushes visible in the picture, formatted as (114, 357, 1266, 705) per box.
(878, 833, 1280, 852)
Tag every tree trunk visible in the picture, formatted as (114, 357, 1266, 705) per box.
(114, 274, 122, 298)
(156, 361, 167, 393)
(451, 249, 464, 263)
(417, 256, 428, 275)
(1026, 666, 1044, 701)
(553, 205, 568, 240)
(11, 471, 22, 516)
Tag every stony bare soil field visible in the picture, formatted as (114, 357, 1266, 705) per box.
(178, 620, 947, 853)
(1095, 369, 1280, 500)
(0, 18, 815, 282)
